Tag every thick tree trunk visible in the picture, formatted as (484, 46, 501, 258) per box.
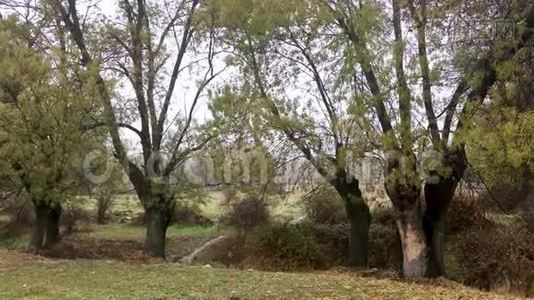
(334, 175, 371, 268)
(29, 202, 62, 251)
(423, 178, 457, 277)
(423, 216, 446, 277)
(396, 209, 427, 278)
(29, 204, 46, 251)
(344, 195, 371, 267)
(423, 149, 466, 277)
(144, 205, 172, 258)
(384, 154, 428, 278)
(43, 203, 61, 248)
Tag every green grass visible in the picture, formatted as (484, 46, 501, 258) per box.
(0, 251, 508, 299)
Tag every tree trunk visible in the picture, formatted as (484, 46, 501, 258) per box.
(43, 204, 61, 248)
(29, 203, 46, 251)
(334, 175, 371, 268)
(29, 202, 62, 251)
(396, 209, 428, 278)
(423, 149, 466, 277)
(344, 195, 371, 267)
(423, 179, 457, 277)
(384, 155, 428, 278)
(144, 205, 172, 258)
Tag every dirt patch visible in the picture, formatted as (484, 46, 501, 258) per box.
(0, 250, 53, 269)
(24, 230, 217, 264)
(42, 236, 147, 262)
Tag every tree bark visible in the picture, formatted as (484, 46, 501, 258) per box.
(29, 202, 62, 251)
(335, 176, 371, 268)
(144, 205, 172, 259)
(385, 154, 428, 278)
(396, 209, 427, 278)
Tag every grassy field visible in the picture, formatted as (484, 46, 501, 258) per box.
(0, 192, 523, 299)
(0, 221, 515, 299)
(86, 223, 220, 240)
(0, 249, 509, 299)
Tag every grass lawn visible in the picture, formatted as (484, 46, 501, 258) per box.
(0, 250, 509, 299)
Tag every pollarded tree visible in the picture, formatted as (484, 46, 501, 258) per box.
(51, 0, 221, 257)
(325, 0, 534, 277)
(0, 16, 103, 251)
(209, 0, 379, 267)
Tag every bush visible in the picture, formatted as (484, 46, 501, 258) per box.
(250, 223, 329, 270)
(61, 206, 91, 233)
(172, 204, 213, 226)
(222, 195, 269, 234)
(450, 224, 534, 296)
(195, 236, 249, 268)
(372, 207, 396, 226)
(368, 223, 400, 270)
(302, 186, 346, 225)
(446, 193, 491, 234)
(248, 221, 400, 271)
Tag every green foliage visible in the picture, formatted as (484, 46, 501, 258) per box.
(0, 19, 104, 205)
(464, 107, 534, 187)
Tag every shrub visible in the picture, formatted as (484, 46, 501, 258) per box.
(372, 207, 396, 226)
(172, 204, 213, 226)
(302, 186, 346, 225)
(195, 236, 248, 268)
(250, 223, 329, 270)
(450, 224, 534, 296)
(61, 206, 91, 233)
(303, 221, 400, 270)
(248, 221, 400, 271)
(368, 223, 400, 270)
(305, 223, 347, 266)
(446, 193, 491, 234)
(222, 195, 269, 234)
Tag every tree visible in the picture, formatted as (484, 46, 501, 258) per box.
(462, 29, 534, 209)
(0, 16, 103, 251)
(208, 0, 377, 267)
(51, 0, 221, 258)
(325, 0, 534, 277)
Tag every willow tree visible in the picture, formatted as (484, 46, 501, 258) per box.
(463, 27, 534, 209)
(52, 0, 220, 258)
(209, 0, 378, 267)
(0, 16, 102, 251)
(325, 0, 534, 277)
